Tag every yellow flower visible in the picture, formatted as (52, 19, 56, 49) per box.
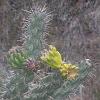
(40, 45, 63, 69)
(41, 45, 79, 80)
(60, 63, 79, 80)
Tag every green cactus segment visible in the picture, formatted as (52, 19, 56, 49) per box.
(4, 61, 89, 100)
(4, 73, 29, 100)
(24, 61, 91, 100)
(8, 51, 28, 69)
(24, 8, 49, 59)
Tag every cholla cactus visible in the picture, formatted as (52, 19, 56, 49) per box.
(4, 4, 92, 100)
(22, 5, 51, 59)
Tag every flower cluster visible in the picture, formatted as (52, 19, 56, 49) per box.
(41, 45, 79, 80)
(60, 63, 79, 80)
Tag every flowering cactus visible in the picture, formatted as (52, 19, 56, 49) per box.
(41, 45, 79, 79)
(4, 4, 91, 100)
